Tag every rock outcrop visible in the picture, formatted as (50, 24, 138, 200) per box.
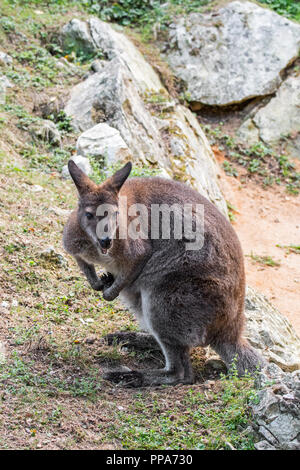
(245, 286, 300, 372)
(251, 363, 300, 450)
(60, 17, 163, 93)
(164, 1, 300, 106)
(63, 18, 228, 216)
(206, 287, 300, 374)
(237, 75, 300, 157)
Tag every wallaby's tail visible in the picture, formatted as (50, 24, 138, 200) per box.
(211, 338, 267, 376)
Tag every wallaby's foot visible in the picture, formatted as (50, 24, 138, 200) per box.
(211, 339, 267, 376)
(104, 331, 161, 351)
(103, 368, 194, 388)
(103, 343, 194, 387)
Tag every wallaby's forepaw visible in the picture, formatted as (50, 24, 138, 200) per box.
(100, 272, 114, 288)
(91, 279, 105, 291)
(103, 370, 144, 388)
(102, 285, 119, 301)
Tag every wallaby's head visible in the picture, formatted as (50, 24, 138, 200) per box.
(68, 160, 132, 254)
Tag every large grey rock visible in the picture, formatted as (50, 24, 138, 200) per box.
(251, 364, 300, 450)
(245, 286, 300, 372)
(60, 17, 163, 93)
(238, 75, 300, 156)
(76, 123, 132, 165)
(164, 1, 300, 106)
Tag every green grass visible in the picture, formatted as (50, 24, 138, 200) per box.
(276, 244, 300, 254)
(90, 157, 161, 185)
(1, 0, 212, 43)
(223, 161, 238, 177)
(0, 352, 102, 399)
(226, 201, 239, 223)
(247, 253, 281, 267)
(204, 124, 300, 195)
(107, 365, 257, 450)
(258, 0, 300, 22)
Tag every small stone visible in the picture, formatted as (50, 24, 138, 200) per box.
(28, 119, 61, 146)
(204, 358, 227, 372)
(0, 75, 12, 105)
(40, 246, 68, 267)
(61, 155, 92, 179)
(90, 60, 106, 73)
(254, 440, 276, 451)
(0, 341, 6, 364)
(76, 123, 132, 166)
(48, 207, 71, 218)
(0, 51, 13, 66)
(30, 185, 44, 193)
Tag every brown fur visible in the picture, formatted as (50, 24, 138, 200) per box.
(63, 161, 266, 386)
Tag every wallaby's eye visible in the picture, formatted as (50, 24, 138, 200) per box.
(85, 212, 94, 220)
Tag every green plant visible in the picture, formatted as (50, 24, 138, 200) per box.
(223, 160, 238, 177)
(258, 0, 300, 21)
(247, 253, 281, 267)
(90, 157, 161, 185)
(0, 15, 16, 32)
(226, 201, 238, 223)
(49, 110, 73, 133)
(106, 361, 257, 450)
(276, 244, 300, 254)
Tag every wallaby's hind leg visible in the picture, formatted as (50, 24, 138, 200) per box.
(103, 342, 194, 387)
(102, 289, 195, 387)
(211, 338, 266, 376)
(104, 331, 161, 351)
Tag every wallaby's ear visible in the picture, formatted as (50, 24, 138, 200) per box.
(68, 160, 97, 195)
(106, 162, 132, 193)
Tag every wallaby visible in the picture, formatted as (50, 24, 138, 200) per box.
(63, 160, 266, 386)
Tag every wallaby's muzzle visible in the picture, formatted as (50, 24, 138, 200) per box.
(99, 236, 111, 254)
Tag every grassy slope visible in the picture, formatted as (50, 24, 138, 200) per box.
(0, 0, 259, 450)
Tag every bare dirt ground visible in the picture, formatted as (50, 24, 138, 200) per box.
(216, 153, 300, 335)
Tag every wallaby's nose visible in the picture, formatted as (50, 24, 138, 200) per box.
(100, 237, 111, 249)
